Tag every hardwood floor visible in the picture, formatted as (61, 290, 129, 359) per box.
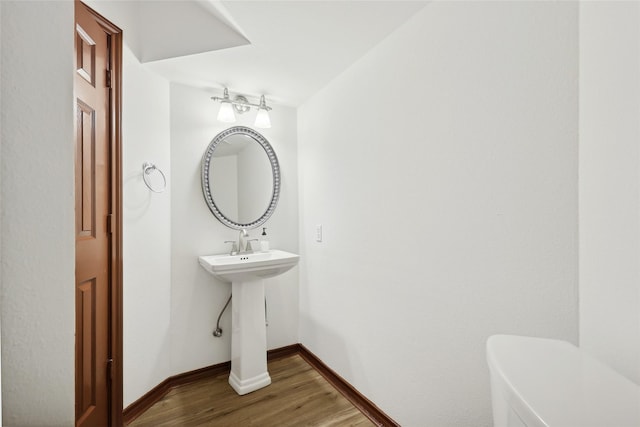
(128, 354, 377, 426)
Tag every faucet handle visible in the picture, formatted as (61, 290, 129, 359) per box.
(224, 240, 238, 255)
(246, 239, 259, 252)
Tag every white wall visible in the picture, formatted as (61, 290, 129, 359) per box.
(121, 46, 172, 406)
(298, 2, 579, 426)
(579, 2, 640, 385)
(0, 2, 75, 425)
(169, 83, 299, 376)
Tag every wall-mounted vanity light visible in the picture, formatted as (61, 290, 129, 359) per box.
(211, 88, 272, 129)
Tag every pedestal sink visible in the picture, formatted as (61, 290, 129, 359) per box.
(198, 249, 299, 395)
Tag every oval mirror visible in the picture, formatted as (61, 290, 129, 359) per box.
(201, 126, 280, 230)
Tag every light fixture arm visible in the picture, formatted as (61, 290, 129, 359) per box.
(211, 91, 272, 112)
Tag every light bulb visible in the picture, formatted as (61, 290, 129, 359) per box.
(254, 95, 271, 128)
(254, 108, 271, 128)
(217, 101, 236, 123)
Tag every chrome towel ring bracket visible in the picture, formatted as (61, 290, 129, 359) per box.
(142, 162, 167, 193)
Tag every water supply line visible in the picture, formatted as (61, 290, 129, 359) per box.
(213, 294, 232, 337)
(212, 295, 269, 337)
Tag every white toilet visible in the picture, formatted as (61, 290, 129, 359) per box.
(486, 335, 640, 427)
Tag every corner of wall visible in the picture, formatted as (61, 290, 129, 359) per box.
(578, 1, 640, 385)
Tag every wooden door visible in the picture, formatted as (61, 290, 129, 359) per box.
(74, 2, 122, 426)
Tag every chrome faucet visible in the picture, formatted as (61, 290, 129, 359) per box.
(224, 240, 238, 255)
(238, 229, 249, 253)
(224, 229, 253, 255)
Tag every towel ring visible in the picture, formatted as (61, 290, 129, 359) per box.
(142, 162, 166, 193)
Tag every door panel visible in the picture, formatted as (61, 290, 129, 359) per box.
(76, 100, 95, 238)
(77, 278, 96, 416)
(75, 24, 96, 86)
(75, 3, 110, 426)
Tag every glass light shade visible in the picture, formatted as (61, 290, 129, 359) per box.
(217, 102, 236, 123)
(254, 108, 271, 129)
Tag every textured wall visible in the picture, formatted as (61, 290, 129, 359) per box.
(298, 2, 579, 425)
(0, 2, 75, 425)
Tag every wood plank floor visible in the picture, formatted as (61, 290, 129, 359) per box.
(128, 354, 376, 426)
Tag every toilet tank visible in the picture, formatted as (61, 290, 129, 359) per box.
(486, 335, 640, 427)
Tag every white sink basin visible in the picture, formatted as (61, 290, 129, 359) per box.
(199, 249, 299, 283)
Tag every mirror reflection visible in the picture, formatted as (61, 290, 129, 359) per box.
(210, 134, 273, 224)
(201, 127, 280, 230)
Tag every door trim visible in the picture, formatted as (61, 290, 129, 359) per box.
(77, 3, 123, 425)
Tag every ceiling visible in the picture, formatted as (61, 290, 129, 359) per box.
(88, 0, 428, 107)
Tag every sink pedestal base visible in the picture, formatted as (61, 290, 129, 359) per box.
(229, 278, 271, 395)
